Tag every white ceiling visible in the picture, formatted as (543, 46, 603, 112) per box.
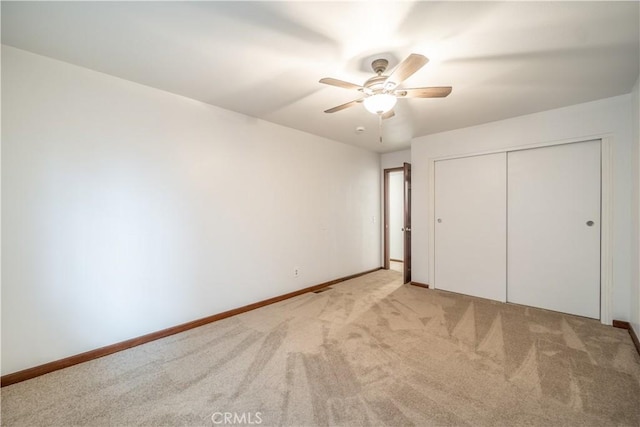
(2, 1, 639, 153)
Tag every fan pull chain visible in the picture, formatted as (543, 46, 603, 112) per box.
(378, 113, 383, 144)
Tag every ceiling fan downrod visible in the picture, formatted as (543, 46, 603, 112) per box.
(371, 58, 388, 75)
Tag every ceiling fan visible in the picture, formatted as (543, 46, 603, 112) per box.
(320, 53, 452, 126)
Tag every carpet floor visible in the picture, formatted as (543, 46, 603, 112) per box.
(2, 269, 639, 426)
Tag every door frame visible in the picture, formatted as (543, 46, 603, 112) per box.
(384, 165, 412, 283)
(427, 135, 613, 325)
(383, 167, 403, 271)
(403, 162, 412, 284)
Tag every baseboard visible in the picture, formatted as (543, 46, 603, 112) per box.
(612, 320, 630, 329)
(410, 281, 429, 289)
(390, 258, 404, 263)
(612, 319, 640, 357)
(1, 266, 383, 387)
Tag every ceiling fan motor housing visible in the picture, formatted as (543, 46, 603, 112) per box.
(364, 75, 387, 93)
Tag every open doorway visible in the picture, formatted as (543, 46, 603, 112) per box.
(384, 163, 411, 283)
(386, 169, 404, 272)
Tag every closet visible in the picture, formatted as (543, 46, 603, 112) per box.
(434, 140, 601, 319)
(434, 153, 507, 302)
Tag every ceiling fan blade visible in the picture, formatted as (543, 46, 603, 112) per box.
(383, 54, 429, 89)
(395, 87, 452, 98)
(319, 77, 364, 91)
(324, 98, 363, 113)
(381, 110, 395, 120)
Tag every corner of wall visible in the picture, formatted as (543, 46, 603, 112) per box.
(631, 75, 640, 332)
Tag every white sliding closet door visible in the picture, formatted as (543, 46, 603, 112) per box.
(507, 141, 601, 319)
(434, 153, 507, 302)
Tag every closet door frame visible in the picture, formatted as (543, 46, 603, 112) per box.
(427, 135, 613, 325)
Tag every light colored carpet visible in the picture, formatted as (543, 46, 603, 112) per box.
(2, 269, 639, 426)
(389, 261, 403, 273)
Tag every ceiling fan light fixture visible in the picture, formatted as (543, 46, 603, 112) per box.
(363, 93, 397, 115)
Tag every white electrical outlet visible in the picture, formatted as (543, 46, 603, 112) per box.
(294, 267, 300, 278)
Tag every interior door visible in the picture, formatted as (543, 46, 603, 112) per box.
(434, 153, 507, 301)
(403, 162, 411, 284)
(507, 141, 601, 319)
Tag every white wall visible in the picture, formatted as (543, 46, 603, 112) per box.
(631, 76, 640, 333)
(412, 94, 634, 322)
(381, 149, 410, 170)
(388, 172, 404, 260)
(1, 46, 381, 375)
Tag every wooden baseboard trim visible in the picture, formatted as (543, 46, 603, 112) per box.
(612, 320, 630, 329)
(390, 258, 404, 263)
(1, 266, 383, 387)
(612, 319, 640, 357)
(410, 281, 429, 289)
